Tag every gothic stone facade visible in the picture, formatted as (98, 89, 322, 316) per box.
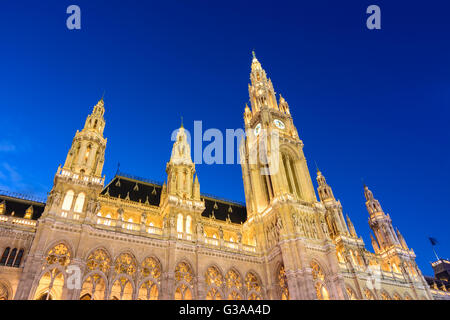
(0, 55, 433, 300)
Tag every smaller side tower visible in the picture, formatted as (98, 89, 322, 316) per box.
(43, 98, 107, 222)
(159, 123, 205, 240)
(316, 169, 349, 238)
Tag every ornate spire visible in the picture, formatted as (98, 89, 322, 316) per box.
(364, 185, 384, 216)
(365, 184, 402, 250)
(62, 97, 107, 177)
(396, 228, 409, 250)
(316, 170, 335, 202)
(346, 214, 357, 238)
(371, 233, 380, 253)
(169, 125, 193, 166)
(244, 103, 252, 124)
(278, 94, 290, 114)
(248, 53, 278, 113)
(192, 174, 200, 200)
(166, 121, 198, 199)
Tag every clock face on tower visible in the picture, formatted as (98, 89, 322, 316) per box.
(274, 119, 285, 129)
(254, 123, 261, 136)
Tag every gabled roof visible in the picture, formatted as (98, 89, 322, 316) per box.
(101, 172, 247, 224)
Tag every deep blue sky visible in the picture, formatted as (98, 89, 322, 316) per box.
(0, 0, 449, 275)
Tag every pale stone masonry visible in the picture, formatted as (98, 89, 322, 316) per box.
(0, 54, 433, 300)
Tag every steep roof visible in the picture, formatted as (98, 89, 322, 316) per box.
(101, 172, 247, 224)
(0, 191, 45, 220)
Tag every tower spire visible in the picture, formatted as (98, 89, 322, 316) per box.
(316, 169, 335, 201)
(365, 184, 401, 250)
(63, 97, 107, 177)
(248, 53, 278, 113)
(166, 123, 197, 199)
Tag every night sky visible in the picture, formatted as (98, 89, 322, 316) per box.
(0, 0, 449, 276)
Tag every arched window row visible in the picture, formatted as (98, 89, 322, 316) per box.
(37, 244, 264, 300)
(85, 249, 163, 281)
(0, 247, 24, 268)
(203, 266, 263, 300)
(176, 214, 193, 234)
(61, 190, 86, 213)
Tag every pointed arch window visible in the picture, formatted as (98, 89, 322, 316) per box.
(311, 261, 329, 300)
(84, 145, 92, 163)
(282, 154, 294, 194)
(364, 288, 375, 300)
(141, 257, 161, 279)
(177, 214, 184, 233)
(175, 284, 192, 300)
(6, 248, 17, 267)
(261, 169, 272, 204)
(86, 249, 111, 274)
(46, 243, 71, 266)
(282, 153, 301, 199)
(278, 265, 290, 300)
(13, 249, 24, 267)
(138, 280, 159, 300)
(62, 190, 74, 211)
(346, 286, 358, 300)
(206, 287, 222, 300)
(174, 262, 194, 300)
(0, 281, 9, 300)
(185, 215, 192, 234)
(0, 247, 10, 265)
(73, 192, 86, 213)
(206, 266, 223, 287)
(114, 253, 137, 276)
(245, 272, 262, 299)
(0, 247, 24, 268)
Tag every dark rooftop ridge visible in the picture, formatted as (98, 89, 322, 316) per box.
(114, 171, 246, 207)
(0, 189, 46, 205)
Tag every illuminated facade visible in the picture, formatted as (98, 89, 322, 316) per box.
(0, 54, 433, 300)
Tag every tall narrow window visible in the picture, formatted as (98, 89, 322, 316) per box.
(268, 175, 274, 197)
(185, 215, 192, 234)
(174, 262, 194, 300)
(289, 158, 301, 199)
(0, 247, 10, 265)
(84, 145, 92, 163)
(13, 249, 24, 268)
(73, 192, 86, 213)
(6, 248, 17, 267)
(261, 173, 271, 204)
(282, 155, 294, 194)
(177, 214, 184, 233)
(62, 190, 74, 211)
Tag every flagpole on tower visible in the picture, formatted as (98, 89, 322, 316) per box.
(429, 237, 440, 261)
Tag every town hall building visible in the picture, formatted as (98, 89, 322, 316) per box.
(0, 54, 434, 300)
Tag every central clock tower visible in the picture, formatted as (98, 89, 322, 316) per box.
(240, 53, 346, 300)
(241, 52, 317, 217)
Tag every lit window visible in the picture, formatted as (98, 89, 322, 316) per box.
(62, 190, 74, 211)
(186, 215, 192, 234)
(177, 214, 183, 233)
(73, 193, 85, 213)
